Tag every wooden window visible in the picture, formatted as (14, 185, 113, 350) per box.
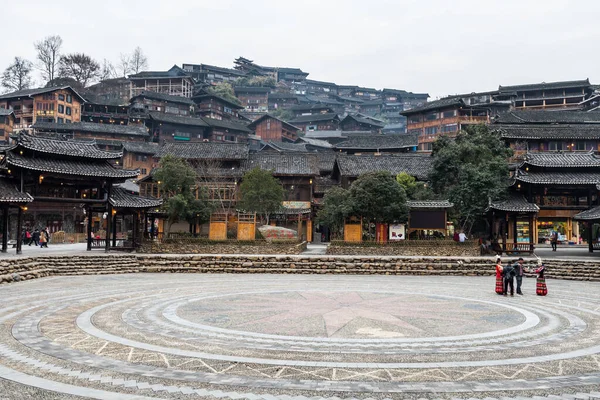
(66, 107, 71, 115)
(66, 95, 72, 103)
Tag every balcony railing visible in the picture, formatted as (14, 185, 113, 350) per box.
(458, 116, 489, 123)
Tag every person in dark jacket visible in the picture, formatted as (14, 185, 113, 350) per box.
(32, 229, 40, 246)
(513, 257, 529, 295)
(502, 263, 516, 296)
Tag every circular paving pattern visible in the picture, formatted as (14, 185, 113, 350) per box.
(1, 273, 600, 400)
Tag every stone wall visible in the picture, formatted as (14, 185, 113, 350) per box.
(1, 254, 599, 285)
(138, 240, 307, 255)
(327, 241, 480, 257)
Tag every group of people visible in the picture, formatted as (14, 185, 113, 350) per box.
(495, 256, 547, 296)
(22, 228, 50, 248)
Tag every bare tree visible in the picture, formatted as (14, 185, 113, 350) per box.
(58, 53, 100, 87)
(1, 57, 34, 92)
(194, 159, 238, 216)
(99, 59, 117, 81)
(34, 35, 63, 83)
(117, 53, 131, 77)
(129, 47, 148, 74)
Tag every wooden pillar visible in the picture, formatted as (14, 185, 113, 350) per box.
(513, 215, 518, 244)
(1, 206, 8, 253)
(588, 221, 594, 253)
(528, 214, 534, 244)
(150, 216, 155, 239)
(112, 212, 117, 248)
(143, 211, 148, 239)
(132, 212, 138, 248)
(501, 214, 507, 251)
(16, 207, 23, 255)
(105, 206, 112, 252)
(86, 207, 92, 251)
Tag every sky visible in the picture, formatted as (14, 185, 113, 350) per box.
(3, 0, 600, 99)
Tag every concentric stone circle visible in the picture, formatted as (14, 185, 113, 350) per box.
(1, 273, 600, 399)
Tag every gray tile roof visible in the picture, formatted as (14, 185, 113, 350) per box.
(400, 97, 465, 116)
(316, 152, 337, 173)
(297, 137, 333, 148)
(407, 200, 453, 209)
(0, 86, 85, 102)
(334, 134, 418, 150)
(0, 178, 33, 203)
(0, 108, 14, 116)
(202, 117, 252, 133)
(192, 93, 243, 109)
(109, 187, 163, 209)
(248, 114, 300, 132)
(574, 205, 600, 221)
(288, 113, 339, 124)
(131, 91, 194, 105)
(494, 110, 600, 124)
(18, 133, 122, 159)
(290, 104, 334, 112)
(263, 142, 308, 152)
(335, 154, 432, 180)
(341, 114, 385, 128)
(515, 171, 600, 185)
(243, 153, 319, 176)
(148, 112, 209, 127)
(122, 142, 159, 155)
(523, 151, 600, 168)
(33, 121, 149, 137)
(488, 195, 539, 213)
(5, 153, 138, 179)
(499, 79, 591, 93)
(155, 142, 249, 160)
(494, 125, 600, 140)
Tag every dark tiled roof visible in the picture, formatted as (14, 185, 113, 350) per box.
(407, 200, 453, 209)
(0, 86, 85, 102)
(499, 79, 591, 93)
(574, 206, 600, 221)
(335, 134, 418, 150)
(494, 125, 600, 140)
(515, 171, 600, 185)
(336, 154, 432, 180)
(290, 104, 334, 112)
(305, 79, 337, 87)
(523, 151, 600, 168)
(234, 86, 271, 94)
(0, 108, 14, 116)
(268, 93, 298, 100)
(109, 187, 163, 209)
(400, 97, 465, 116)
(18, 133, 121, 159)
(288, 113, 339, 124)
(129, 65, 190, 79)
(131, 91, 194, 105)
(122, 142, 159, 155)
(304, 95, 344, 106)
(277, 67, 308, 75)
(148, 112, 209, 127)
(33, 121, 149, 137)
(192, 93, 243, 109)
(247, 114, 300, 132)
(203, 117, 252, 133)
(341, 114, 385, 129)
(360, 99, 384, 106)
(244, 153, 319, 176)
(494, 111, 600, 125)
(0, 178, 33, 203)
(314, 176, 338, 193)
(297, 137, 333, 149)
(155, 142, 249, 160)
(5, 153, 138, 178)
(488, 195, 539, 213)
(263, 142, 308, 152)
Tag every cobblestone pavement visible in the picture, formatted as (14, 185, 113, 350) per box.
(1, 274, 600, 399)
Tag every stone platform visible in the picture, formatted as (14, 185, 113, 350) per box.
(1, 273, 600, 399)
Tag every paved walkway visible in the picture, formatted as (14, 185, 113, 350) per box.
(1, 274, 600, 399)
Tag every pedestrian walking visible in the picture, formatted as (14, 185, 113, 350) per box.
(32, 229, 40, 246)
(502, 262, 516, 296)
(458, 231, 467, 243)
(39, 229, 49, 248)
(494, 256, 504, 295)
(551, 231, 558, 251)
(513, 257, 529, 295)
(535, 260, 548, 296)
(25, 229, 32, 246)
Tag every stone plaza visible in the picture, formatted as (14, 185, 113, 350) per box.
(1, 271, 600, 399)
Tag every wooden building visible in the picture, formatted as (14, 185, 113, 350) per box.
(82, 102, 129, 125)
(247, 114, 300, 142)
(0, 86, 85, 130)
(130, 91, 194, 117)
(32, 121, 149, 145)
(0, 109, 15, 144)
(497, 79, 593, 110)
(147, 112, 209, 143)
(129, 65, 194, 99)
(182, 63, 246, 84)
(305, 79, 338, 97)
(290, 104, 335, 117)
(340, 114, 384, 133)
(202, 117, 252, 143)
(277, 67, 309, 83)
(359, 99, 384, 117)
(287, 113, 340, 133)
(334, 133, 418, 155)
(193, 93, 244, 121)
(234, 86, 270, 115)
(268, 93, 299, 111)
(122, 142, 159, 177)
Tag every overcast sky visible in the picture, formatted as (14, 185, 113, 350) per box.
(4, 0, 600, 99)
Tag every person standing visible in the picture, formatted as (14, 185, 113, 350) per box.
(39, 229, 49, 248)
(550, 231, 558, 251)
(32, 229, 40, 246)
(535, 261, 548, 296)
(513, 257, 529, 295)
(459, 231, 467, 243)
(453, 231, 459, 242)
(502, 262, 516, 296)
(494, 256, 504, 295)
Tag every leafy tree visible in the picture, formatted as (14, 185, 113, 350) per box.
(34, 35, 62, 83)
(349, 171, 409, 224)
(316, 187, 354, 237)
(58, 53, 100, 87)
(154, 155, 213, 235)
(237, 167, 284, 224)
(396, 172, 435, 200)
(234, 76, 276, 88)
(429, 124, 513, 234)
(206, 82, 241, 106)
(1, 57, 34, 92)
(270, 108, 295, 121)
